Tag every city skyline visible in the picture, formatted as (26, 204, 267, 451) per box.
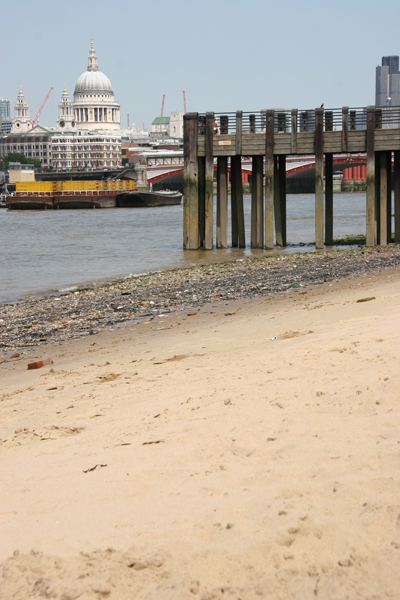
(1, 0, 400, 132)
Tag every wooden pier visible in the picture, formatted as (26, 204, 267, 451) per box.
(183, 106, 400, 249)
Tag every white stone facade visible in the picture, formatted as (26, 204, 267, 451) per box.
(10, 87, 32, 134)
(168, 112, 184, 139)
(51, 134, 121, 170)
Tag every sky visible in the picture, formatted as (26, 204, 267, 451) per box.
(2, 0, 400, 132)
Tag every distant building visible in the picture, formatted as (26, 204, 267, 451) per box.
(376, 55, 400, 106)
(0, 98, 12, 135)
(51, 134, 121, 170)
(0, 135, 51, 168)
(151, 116, 170, 135)
(8, 162, 35, 184)
(168, 112, 184, 139)
(151, 112, 184, 139)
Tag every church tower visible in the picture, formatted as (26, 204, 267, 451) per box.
(56, 84, 76, 132)
(11, 86, 32, 134)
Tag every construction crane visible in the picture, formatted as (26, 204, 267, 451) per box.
(183, 90, 187, 114)
(31, 87, 54, 128)
(160, 94, 165, 117)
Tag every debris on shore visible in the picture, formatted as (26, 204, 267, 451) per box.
(1, 245, 399, 354)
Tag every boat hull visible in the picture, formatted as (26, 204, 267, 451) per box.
(117, 191, 182, 207)
(53, 195, 117, 209)
(6, 196, 54, 210)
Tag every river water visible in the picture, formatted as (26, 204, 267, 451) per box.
(0, 192, 371, 304)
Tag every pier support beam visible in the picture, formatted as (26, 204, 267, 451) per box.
(387, 151, 392, 243)
(380, 151, 388, 246)
(274, 155, 286, 246)
(394, 150, 400, 244)
(251, 155, 263, 248)
(204, 112, 214, 249)
(366, 107, 376, 247)
(315, 108, 324, 249)
(217, 157, 228, 248)
(325, 153, 333, 245)
(231, 157, 238, 247)
(375, 152, 381, 245)
(235, 111, 245, 248)
(183, 113, 199, 249)
(265, 110, 274, 249)
(198, 156, 205, 246)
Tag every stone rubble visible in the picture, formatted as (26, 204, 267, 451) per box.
(1, 245, 400, 355)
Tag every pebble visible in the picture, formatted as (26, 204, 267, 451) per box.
(1, 245, 400, 355)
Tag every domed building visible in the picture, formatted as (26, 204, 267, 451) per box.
(52, 39, 122, 169)
(56, 39, 120, 133)
(4, 40, 123, 170)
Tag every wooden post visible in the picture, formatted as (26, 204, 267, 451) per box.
(366, 106, 375, 247)
(274, 155, 280, 243)
(217, 157, 228, 248)
(291, 109, 297, 154)
(274, 155, 286, 246)
(279, 154, 286, 247)
(204, 112, 214, 249)
(183, 113, 199, 249)
(251, 157, 257, 248)
(265, 110, 274, 249)
(315, 108, 324, 249)
(249, 114, 256, 133)
(198, 156, 205, 246)
(387, 151, 392, 243)
(231, 157, 238, 247)
(341, 107, 348, 153)
(235, 111, 245, 248)
(375, 152, 381, 245)
(380, 151, 388, 246)
(325, 153, 333, 245)
(251, 155, 263, 248)
(394, 150, 400, 243)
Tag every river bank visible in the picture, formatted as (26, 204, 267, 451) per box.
(1, 257, 400, 599)
(1, 244, 400, 355)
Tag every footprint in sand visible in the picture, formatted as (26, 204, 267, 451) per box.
(4, 426, 84, 447)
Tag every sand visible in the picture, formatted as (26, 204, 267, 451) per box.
(1, 268, 400, 599)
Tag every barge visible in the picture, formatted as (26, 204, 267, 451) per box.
(6, 179, 137, 210)
(117, 190, 182, 207)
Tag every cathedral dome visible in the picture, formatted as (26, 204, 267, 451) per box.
(74, 39, 113, 95)
(74, 70, 113, 93)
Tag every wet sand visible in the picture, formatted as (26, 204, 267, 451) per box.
(1, 260, 400, 598)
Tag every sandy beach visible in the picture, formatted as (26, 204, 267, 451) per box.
(1, 253, 400, 599)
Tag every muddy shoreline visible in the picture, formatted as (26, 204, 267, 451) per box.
(1, 245, 400, 354)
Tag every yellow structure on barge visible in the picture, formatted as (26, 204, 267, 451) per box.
(7, 179, 137, 210)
